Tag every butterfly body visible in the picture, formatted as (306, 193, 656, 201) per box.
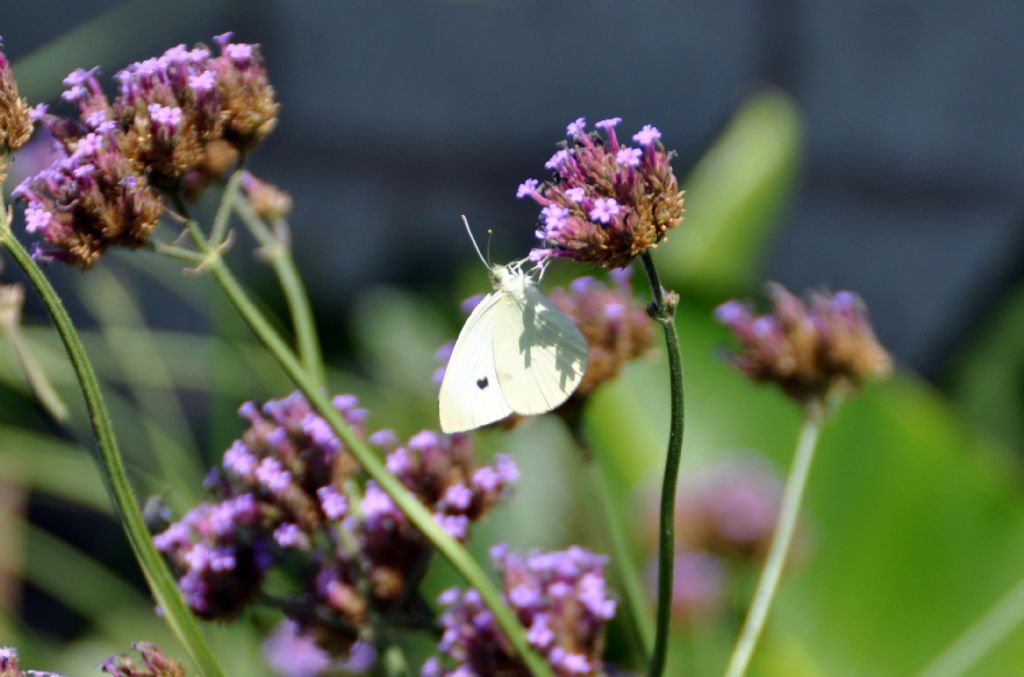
(438, 261, 588, 433)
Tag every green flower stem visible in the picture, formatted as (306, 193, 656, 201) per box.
(640, 250, 686, 677)
(207, 157, 245, 248)
(150, 240, 206, 265)
(723, 406, 824, 677)
(233, 198, 325, 387)
(0, 221, 225, 677)
(173, 194, 553, 677)
(915, 574, 1024, 677)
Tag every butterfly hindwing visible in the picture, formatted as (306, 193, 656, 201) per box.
(438, 291, 514, 433)
(492, 284, 588, 416)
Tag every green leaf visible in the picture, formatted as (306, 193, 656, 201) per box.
(585, 303, 1024, 675)
(658, 90, 804, 297)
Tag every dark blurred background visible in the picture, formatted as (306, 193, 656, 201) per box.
(5, 0, 1023, 376)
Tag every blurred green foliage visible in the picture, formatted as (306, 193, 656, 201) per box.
(1, 35, 1023, 677)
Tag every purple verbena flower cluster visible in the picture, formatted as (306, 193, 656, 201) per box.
(14, 33, 278, 268)
(152, 391, 518, 669)
(0, 39, 32, 158)
(424, 545, 616, 676)
(100, 643, 185, 677)
(519, 117, 685, 270)
(715, 283, 891, 404)
(549, 269, 654, 399)
(12, 117, 163, 267)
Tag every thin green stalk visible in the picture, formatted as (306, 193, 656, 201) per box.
(915, 574, 1024, 677)
(0, 222, 225, 677)
(234, 198, 325, 386)
(723, 407, 824, 677)
(150, 240, 206, 265)
(172, 193, 553, 677)
(207, 158, 245, 247)
(640, 250, 686, 677)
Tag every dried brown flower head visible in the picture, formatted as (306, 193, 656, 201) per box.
(0, 44, 32, 159)
(715, 283, 891, 404)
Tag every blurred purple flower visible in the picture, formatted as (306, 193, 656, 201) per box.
(715, 283, 891, 403)
(428, 545, 615, 676)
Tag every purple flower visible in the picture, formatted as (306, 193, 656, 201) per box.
(256, 457, 292, 495)
(632, 124, 662, 145)
(588, 197, 620, 224)
(616, 146, 642, 168)
(223, 441, 257, 479)
(429, 545, 615, 676)
(224, 43, 254, 66)
(262, 621, 334, 677)
(542, 204, 570, 229)
(564, 187, 585, 203)
(147, 103, 183, 133)
(517, 178, 539, 199)
(361, 482, 399, 523)
(526, 117, 684, 269)
(15, 115, 163, 268)
(188, 69, 217, 93)
(436, 513, 470, 540)
(154, 390, 519, 669)
(716, 284, 891, 402)
(459, 294, 484, 315)
(369, 428, 400, 450)
(75, 132, 104, 156)
(24, 204, 53, 235)
(274, 523, 309, 549)
(317, 485, 348, 521)
(444, 483, 473, 511)
(527, 615, 555, 647)
(565, 117, 586, 137)
(28, 103, 48, 121)
(544, 149, 572, 170)
(471, 466, 499, 493)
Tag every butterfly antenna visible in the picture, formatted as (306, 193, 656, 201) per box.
(460, 215, 489, 268)
(485, 229, 494, 266)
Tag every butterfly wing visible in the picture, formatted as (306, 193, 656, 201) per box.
(492, 284, 588, 415)
(439, 290, 515, 433)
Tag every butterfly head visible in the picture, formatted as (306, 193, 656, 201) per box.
(492, 261, 535, 300)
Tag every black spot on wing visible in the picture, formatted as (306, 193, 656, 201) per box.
(476, 377, 489, 389)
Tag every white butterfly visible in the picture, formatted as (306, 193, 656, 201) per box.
(438, 218, 589, 434)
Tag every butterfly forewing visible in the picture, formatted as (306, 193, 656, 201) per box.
(492, 285, 588, 415)
(438, 291, 514, 433)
